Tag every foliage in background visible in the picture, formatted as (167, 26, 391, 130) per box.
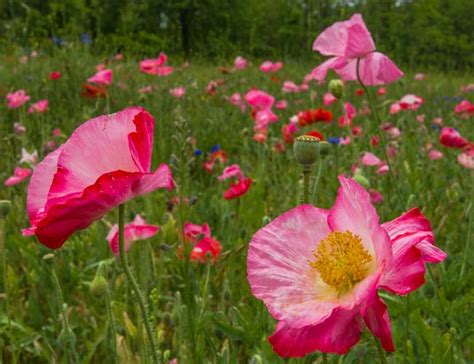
(1, 0, 474, 70)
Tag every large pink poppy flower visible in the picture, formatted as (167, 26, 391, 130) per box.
(87, 69, 113, 85)
(107, 215, 159, 255)
(310, 14, 403, 86)
(247, 176, 446, 357)
(23, 107, 175, 249)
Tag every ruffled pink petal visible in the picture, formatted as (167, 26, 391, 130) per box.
(361, 152, 381, 166)
(345, 17, 376, 57)
(244, 90, 275, 109)
(359, 53, 403, 86)
(329, 176, 392, 265)
(248, 205, 339, 328)
(108, 218, 159, 255)
(380, 208, 446, 295)
(269, 308, 363, 357)
(309, 57, 347, 83)
(362, 293, 394, 351)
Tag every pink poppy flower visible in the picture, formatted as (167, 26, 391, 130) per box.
(14, 122, 26, 135)
(234, 56, 248, 70)
(377, 87, 386, 96)
(245, 90, 275, 110)
(107, 215, 159, 255)
(4, 167, 31, 187)
(376, 163, 389, 175)
(20, 148, 39, 167)
(190, 236, 223, 263)
(49, 71, 62, 80)
(260, 61, 283, 73)
(218, 164, 244, 181)
(184, 222, 211, 242)
(247, 176, 446, 357)
(414, 73, 426, 81)
(310, 14, 403, 86)
(432, 117, 443, 126)
(323, 92, 337, 106)
(339, 102, 357, 126)
(140, 53, 174, 76)
(275, 100, 288, 110)
(399, 94, 424, 110)
(369, 189, 384, 204)
(23, 107, 175, 249)
(6, 89, 31, 108)
(439, 127, 470, 149)
(282, 81, 300, 93)
(454, 100, 474, 118)
(428, 149, 443, 160)
(253, 132, 267, 143)
(87, 69, 113, 85)
(170, 86, 186, 98)
(361, 152, 381, 166)
(457, 147, 474, 169)
(224, 177, 252, 199)
(28, 99, 48, 113)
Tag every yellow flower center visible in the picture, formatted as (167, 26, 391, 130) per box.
(309, 231, 372, 294)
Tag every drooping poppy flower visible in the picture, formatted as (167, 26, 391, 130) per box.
(23, 107, 174, 249)
(87, 69, 113, 85)
(224, 177, 252, 199)
(310, 14, 403, 86)
(247, 176, 446, 357)
(234, 56, 248, 70)
(4, 167, 31, 187)
(140, 53, 174, 76)
(6, 89, 30, 108)
(28, 99, 48, 113)
(81, 83, 107, 98)
(439, 127, 470, 149)
(170, 86, 186, 98)
(107, 215, 159, 255)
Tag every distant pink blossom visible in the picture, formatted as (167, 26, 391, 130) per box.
(107, 215, 159, 255)
(458, 147, 474, 169)
(87, 69, 113, 85)
(361, 152, 381, 166)
(323, 92, 337, 106)
(138, 85, 153, 94)
(440, 127, 470, 149)
(460, 83, 474, 93)
(49, 71, 62, 80)
(4, 167, 31, 186)
(7, 90, 30, 108)
(170, 86, 186, 98)
(28, 99, 48, 113)
(416, 114, 426, 123)
(432, 117, 443, 126)
(20, 148, 39, 167)
(377, 87, 386, 96)
(184, 222, 211, 242)
(260, 61, 283, 73)
(390, 94, 424, 114)
(234, 56, 248, 70)
(428, 149, 443, 160)
(14, 122, 26, 135)
(414, 73, 426, 81)
(454, 100, 474, 118)
(339, 102, 357, 126)
(96, 63, 106, 71)
(275, 100, 288, 109)
(377, 163, 389, 175)
(369, 189, 384, 204)
(218, 164, 244, 181)
(282, 81, 300, 93)
(140, 53, 174, 76)
(310, 14, 403, 86)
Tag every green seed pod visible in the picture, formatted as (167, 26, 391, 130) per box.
(90, 275, 108, 298)
(353, 174, 370, 189)
(0, 200, 11, 219)
(261, 216, 271, 226)
(163, 350, 171, 361)
(293, 135, 320, 167)
(329, 79, 344, 99)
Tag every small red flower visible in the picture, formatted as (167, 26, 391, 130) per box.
(305, 130, 325, 140)
(224, 177, 252, 199)
(81, 83, 107, 98)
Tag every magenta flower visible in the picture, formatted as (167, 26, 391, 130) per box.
(107, 215, 159, 255)
(234, 56, 248, 70)
(440, 127, 470, 149)
(6, 89, 31, 109)
(218, 164, 244, 181)
(223, 177, 252, 200)
(323, 92, 337, 106)
(310, 14, 403, 86)
(4, 167, 31, 187)
(170, 86, 186, 98)
(140, 53, 174, 76)
(260, 61, 283, 73)
(245, 89, 279, 129)
(361, 152, 381, 166)
(87, 69, 113, 85)
(247, 176, 446, 357)
(23, 107, 175, 249)
(28, 99, 48, 114)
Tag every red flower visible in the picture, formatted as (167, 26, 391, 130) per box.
(203, 150, 228, 173)
(190, 237, 223, 263)
(298, 108, 333, 126)
(81, 83, 107, 98)
(224, 177, 252, 199)
(49, 71, 62, 80)
(355, 88, 365, 96)
(305, 130, 325, 140)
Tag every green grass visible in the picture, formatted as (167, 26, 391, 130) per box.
(0, 47, 473, 363)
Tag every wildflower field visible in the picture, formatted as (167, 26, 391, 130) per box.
(0, 9, 473, 364)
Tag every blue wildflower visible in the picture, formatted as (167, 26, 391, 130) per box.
(328, 137, 340, 145)
(81, 33, 92, 44)
(193, 149, 203, 156)
(210, 144, 221, 153)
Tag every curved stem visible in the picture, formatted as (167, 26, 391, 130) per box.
(356, 58, 405, 208)
(118, 204, 159, 364)
(105, 287, 118, 363)
(372, 334, 388, 364)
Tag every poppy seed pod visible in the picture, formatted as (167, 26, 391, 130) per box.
(293, 135, 329, 167)
(90, 275, 108, 298)
(329, 79, 344, 99)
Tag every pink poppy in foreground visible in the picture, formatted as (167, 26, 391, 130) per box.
(140, 53, 174, 76)
(6, 89, 31, 108)
(234, 56, 248, 70)
(310, 14, 403, 86)
(4, 167, 31, 187)
(88, 69, 113, 85)
(23, 107, 175, 249)
(224, 178, 252, 199)
(28, 99, 48, 113)
(170, 86, 186, 98)
(218, 164, 244, 181)
(260, 61, 283, 73)
(454, 100, 474, 118)
(49, 71, 62, 80)
(247, 176, 446, 357)
(439, 127, 470, 149)
(107, 215, 159, 255)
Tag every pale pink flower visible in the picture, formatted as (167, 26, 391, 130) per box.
(376, 163, 389, 175)
(323, 92, 337, 106)
(218, 164, 244, 181)
(248, 177, 446, 357)
(14, 122, 26, 134)
(170, 86, 186, 98)
(260, 61, 283, 73)
(416, 114, 426, 123)
(7, 90, 30, 108)
(458, 147, 474, 169)
(234, 56, 248, 70)
(138, 85, 153, 94)
(282, 81, 300, 93)
(460, 83, 474, 93)
(414, 73, 426, 81)
(140, 53, 174, 76)
(310, 14, 403, 86)
(361, 152, 381, 166)
(432, 117, 443, 126)
(428, 150, 443, 160)
(275, 100, 288, 110)
(4, 167, 31, 186)
(20, 148, 39, 167)
(28, 99, 48, 113)
(399, 94, 424, 110)
(107, 215, 159, 255)
(87, 69, 113, 85)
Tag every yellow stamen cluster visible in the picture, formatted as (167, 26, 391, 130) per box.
(310, 231, 372, 293)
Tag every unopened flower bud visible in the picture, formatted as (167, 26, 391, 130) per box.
(353, 174, 370, 189)
(42, 253, 55, 261)
(329, 79, 344, 99)
(261, 216, 271, 226)
(0, 200, 11, 219)
(163, 349, 171, 361)
(90, 275, 108, 298)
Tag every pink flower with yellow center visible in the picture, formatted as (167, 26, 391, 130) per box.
(247, 176, 446, 357)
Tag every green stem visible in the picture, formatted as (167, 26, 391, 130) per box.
(322, 353, 328, 364)
(404, 295, 409, 364)
(118, 204, 159, 364)
(356, 58, 405, 208)
(302, 166, 312, 204)
(339, 99, 359, 160)
(372, 334, 388, 364)
(105, 287, 117, 363)
(311, 160, 323, 205)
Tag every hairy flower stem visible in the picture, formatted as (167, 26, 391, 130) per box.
(356, 58, 404, 208)
(302, 165, 312, 204)
(105, 286, 118, 363)
(372, 334, 388, 364)
(311, 160, 323, 205)
(118, 204, 159, 364)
